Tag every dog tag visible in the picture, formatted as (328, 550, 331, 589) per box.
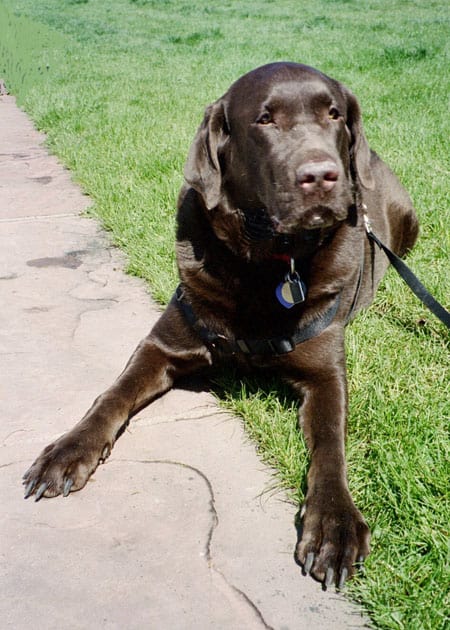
(276, 271, 307, 308)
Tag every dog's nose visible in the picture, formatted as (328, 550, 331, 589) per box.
(296, 160, 339, 193)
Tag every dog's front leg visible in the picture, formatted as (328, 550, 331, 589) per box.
(291, 332, 370, 588)
(23, 302, 211, 500)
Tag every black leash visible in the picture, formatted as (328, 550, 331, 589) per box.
(363, 209, 450, 329)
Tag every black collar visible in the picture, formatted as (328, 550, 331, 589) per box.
(174, 285, 341, 356)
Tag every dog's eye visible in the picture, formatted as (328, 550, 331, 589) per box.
(257, 112, 273, 125)
(328, 107, 341, 120)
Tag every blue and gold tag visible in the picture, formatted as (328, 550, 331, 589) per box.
(275, 258, 307, 308)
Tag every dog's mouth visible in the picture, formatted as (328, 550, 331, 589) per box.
(244, 205, 347, 241)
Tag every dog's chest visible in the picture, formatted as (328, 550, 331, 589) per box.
(209, 256, 311, 338)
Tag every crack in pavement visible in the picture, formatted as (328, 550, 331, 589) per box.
(0, 213, 82, 224)
(130, 407, 229, 426)
(69, 299, 120, 341)
(117, 458, 274, 630)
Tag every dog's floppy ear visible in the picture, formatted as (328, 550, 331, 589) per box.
(345, 90, 375, 190)
(184, 99, 228, 209)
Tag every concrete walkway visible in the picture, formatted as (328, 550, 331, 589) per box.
(0, 93, 368, 629)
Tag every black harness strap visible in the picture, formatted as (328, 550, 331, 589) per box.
(174, 206, 448, 358)
(175, 285, 341, 356)
(363, 212, 450, 329)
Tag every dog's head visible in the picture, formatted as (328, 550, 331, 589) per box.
(184, 62, 373, 250)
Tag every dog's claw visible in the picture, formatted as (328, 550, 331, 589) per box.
(338, 567, 348, 590)
(304, 551, 315, 574)
(24, 479, 36, 499)
(356, 555, 366, 573)
(98, 444, 111, 465)
(34, 482, 48, 502)
(325, 567, 334, 588)
(63, 478, 74, 497)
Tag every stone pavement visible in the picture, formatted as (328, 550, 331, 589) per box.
(0, 92, 368, 629)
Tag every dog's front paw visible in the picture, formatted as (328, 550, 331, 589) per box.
(23, 431, 111, 501)
(296, 492, 370, 589)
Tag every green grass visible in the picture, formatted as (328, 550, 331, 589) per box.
(2, 1, 449, 627)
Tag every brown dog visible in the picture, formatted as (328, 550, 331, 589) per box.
(23, 62, 418, 588)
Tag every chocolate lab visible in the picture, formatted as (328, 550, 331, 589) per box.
(23, 62, 418, 588)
